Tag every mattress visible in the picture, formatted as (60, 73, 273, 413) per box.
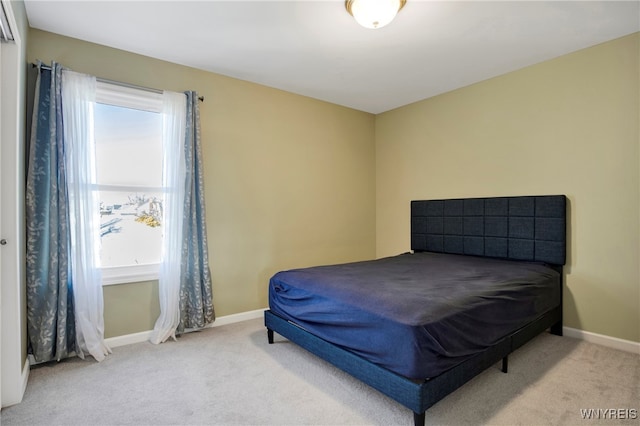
(268, 252, 561, 379)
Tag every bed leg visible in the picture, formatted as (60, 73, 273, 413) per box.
(413, 411, 426, 426)
(550, 320, 563, 336)
(501, 355, 508, 374)
(267, 329, 274, 344)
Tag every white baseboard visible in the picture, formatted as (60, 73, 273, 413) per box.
(105, 308, 267, 349)
(207, 308, 266, 328)
(105, 330, 153, 349)
(20, 360, 30, 399)
(105, 312, 640, 355)
(563, 326, 640, 354)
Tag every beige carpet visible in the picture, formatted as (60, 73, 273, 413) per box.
(1, 318, 638, 425)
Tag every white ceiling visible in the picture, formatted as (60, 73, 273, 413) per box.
(24, 1, 640, 114)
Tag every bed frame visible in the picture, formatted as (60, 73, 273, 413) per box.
(265, 195, 566, 425)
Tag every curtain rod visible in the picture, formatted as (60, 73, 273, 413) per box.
(31, 63, 204, 102)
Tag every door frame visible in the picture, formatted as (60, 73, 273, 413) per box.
(1, 0, 28, 408)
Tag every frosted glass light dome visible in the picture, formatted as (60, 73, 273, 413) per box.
(346, 0, 406, 29)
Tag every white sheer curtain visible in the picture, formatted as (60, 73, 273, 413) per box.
(149, 91, 187, 344)
(61, 69, 111, 361)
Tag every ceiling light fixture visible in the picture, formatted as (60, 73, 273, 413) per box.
(345, 0, 406, 29)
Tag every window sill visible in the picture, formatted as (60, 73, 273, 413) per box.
(101, 264, 160, 286)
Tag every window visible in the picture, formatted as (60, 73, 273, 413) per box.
(95, 83, 164, 285)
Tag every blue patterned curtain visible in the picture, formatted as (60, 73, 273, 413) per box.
(178, 91, 214, 332)
(26, 62, 109, 363)
(26, 62, 77, 362)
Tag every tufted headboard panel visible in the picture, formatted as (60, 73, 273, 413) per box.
(411, 195, 566, 265)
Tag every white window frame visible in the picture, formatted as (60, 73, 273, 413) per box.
(95, 81, 164, 286)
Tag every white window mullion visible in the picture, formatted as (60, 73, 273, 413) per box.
(97, 184, 165, 193)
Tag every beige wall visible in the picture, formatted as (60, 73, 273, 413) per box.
(376, 33, 640, 342)
(27, 29, 376, 337)
(26, 28, 639, 343)
(103, 281, 160, 339)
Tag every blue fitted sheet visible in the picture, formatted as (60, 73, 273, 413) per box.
(268, 252, 560, 379)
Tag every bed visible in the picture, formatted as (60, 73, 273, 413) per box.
(264, 195, 566, 425)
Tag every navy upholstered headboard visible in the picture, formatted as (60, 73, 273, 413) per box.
(411, 195, 566, 266)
